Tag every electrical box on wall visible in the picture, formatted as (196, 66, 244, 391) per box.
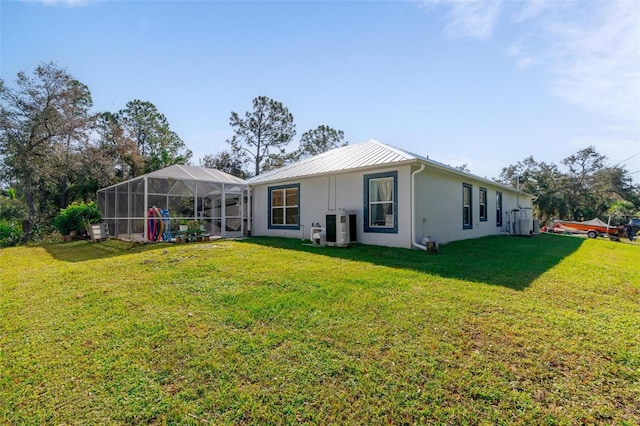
(326, 209, 357, 247)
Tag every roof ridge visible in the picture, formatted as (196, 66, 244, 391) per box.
(247, 139, 417, 184)
(173, 164, 197, 180)
(366, 140, 417, 160)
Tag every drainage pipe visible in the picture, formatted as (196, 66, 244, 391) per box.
(247, 186, 252, 235)
(411, 164, 428, 251)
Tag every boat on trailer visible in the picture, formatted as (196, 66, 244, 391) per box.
(552, 218, 618, 239)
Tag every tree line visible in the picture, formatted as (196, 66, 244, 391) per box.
(496, 147, 639, 225)
(0, 62, 346, 242)
(1, 62, 638, 244)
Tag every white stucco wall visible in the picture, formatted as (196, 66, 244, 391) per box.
(250, 165, 414, 248)
(250, 163, 533, 248)
(412, 165, 533, 245)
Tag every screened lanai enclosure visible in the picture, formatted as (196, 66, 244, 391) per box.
(97, 165, 250, 242)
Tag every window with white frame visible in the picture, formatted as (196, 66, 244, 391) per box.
(268, 184, 300, 229)
(364, 171, 397, 233)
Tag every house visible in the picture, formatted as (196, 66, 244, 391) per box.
(247, 140, 535, 248)
(97, 140, 536, 247)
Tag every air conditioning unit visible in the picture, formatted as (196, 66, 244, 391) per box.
(310, 225, 326, 246)
(326, 209, 357, 247)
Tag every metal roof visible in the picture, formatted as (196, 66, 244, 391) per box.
(247, 139, 528, 196)
(98, 164, 247, 192)
(247, 140, 418, 184)
(146, 164, 247, 185)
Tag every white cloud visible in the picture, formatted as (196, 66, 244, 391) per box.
(427, 0, 502, 40)
(507, 42, 536, 69)
(510, 0, 552, 22)
(27, 0, 96, 6)
(426, 0, 640, 125)
(548, 1, 640, 124)
(517, 56, 535, 69)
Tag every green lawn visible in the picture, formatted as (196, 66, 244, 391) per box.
(1, 234, 638, 425)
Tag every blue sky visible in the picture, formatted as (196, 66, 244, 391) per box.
(2, 0, 639, 182)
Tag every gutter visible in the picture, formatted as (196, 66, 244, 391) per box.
(411, 164, 428, 251)
(246, 159, 418, 187)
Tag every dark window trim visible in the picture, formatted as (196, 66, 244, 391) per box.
(463, 183, 473, 230)
(268, 183, 300, 230)
(479, 187, 487, 222)
(363, 171, 398, 234)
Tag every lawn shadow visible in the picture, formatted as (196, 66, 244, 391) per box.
(238, 233, 585, 291)
(43, 239, 173, 263)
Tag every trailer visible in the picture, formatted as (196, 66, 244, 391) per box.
(552, 218, 617, 239)
(552, 217, 638, 242)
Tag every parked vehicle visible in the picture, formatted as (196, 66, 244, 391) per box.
(552, 218, 617, 239)
(626, 218, 640, 241)
(551, 217, 638, 242)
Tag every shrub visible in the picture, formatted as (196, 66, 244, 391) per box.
(0, 193, 28, 222)
(53, 202, 102, 236)
(187, 220, 201, 232)
(0, 219, 21, 247)
(607, 200, 637, 225)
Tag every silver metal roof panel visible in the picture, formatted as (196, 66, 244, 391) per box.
(248, 140, 417, 184)
(246, 139, 527, 196)
(146, 164, 247, 185)
(98, 164, 247, 192)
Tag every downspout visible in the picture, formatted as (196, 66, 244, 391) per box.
(247, 186, 252, 236)
(411, 164, 428, 251)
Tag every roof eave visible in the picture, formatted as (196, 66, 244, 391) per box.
(247, 159, 420, 187)
(416, 157, 533, 197)
(248, 158, 533, 198)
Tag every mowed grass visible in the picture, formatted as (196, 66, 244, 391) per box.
(0, 234, 638, 425)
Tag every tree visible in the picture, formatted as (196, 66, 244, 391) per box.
(455, 164, 471, 174)
(199, 150, 249, 179)
(117, 100, 192, 175)
(0, 62, 94, 242)
(593, 166, 635, 203)
(0, 187, 27, 222)
(295, 125, 346, 160)
(561, 146, 607, 220)
(227, 96, 296, 176)
(498, 147, 639, 225)
(498, 156, 567, 224)
(95, 111, 145, 180)
(70, 141, 121, 202)
(607, 200, 638, 224)
(261, 151, 299, 173)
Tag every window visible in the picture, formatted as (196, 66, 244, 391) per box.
(496, 191, 503, 227)
(268, 184, 300, 229)
(364, 171, 397, 233)
(463, 183, 472, 229)
(479, 187, 487, 222)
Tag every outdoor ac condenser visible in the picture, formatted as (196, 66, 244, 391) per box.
(326, 209, 357, 247)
